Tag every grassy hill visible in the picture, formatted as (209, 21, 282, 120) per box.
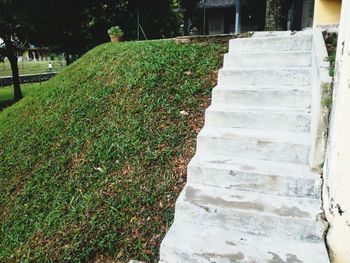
(0, 84, 39, 110)
(0, 39, 226, 262)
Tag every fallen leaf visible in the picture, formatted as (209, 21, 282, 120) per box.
(116, 250, 123, 258)
(94, 167, 103, 172)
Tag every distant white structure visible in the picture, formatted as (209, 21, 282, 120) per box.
(0, 38, 49, 61)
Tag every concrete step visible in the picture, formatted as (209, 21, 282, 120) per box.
(229, 35, 312, 53)
(174, 184, 326, 242)
(160, 221, 329, 263)
(187, 154, 321, 198)
(251, 30, 313, 38)
(223, 51, 311, 68)
(205, 105, 311, 132)
(197, 127, 310, 164)
(211, 86, 311, 108)
(252, 30, 294, 38)
(218, 68, 311, 87)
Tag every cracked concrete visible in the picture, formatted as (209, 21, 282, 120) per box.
(159, 31, 329, 263)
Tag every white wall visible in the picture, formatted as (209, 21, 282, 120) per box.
(323, 1, 350, 262)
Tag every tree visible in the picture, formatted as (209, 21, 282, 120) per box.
(30, 0, 179, 63)
(265, 0, 293, 31)
(122, 0, 181, 39)
(247, 0, 266, 31)
(0, 0, 29, 101)
(179, 0, 200, 35)
(28, 0, 92, 65)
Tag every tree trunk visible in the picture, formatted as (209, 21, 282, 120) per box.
(265, 0, 291, 31)
(8, 53, 22, 101)
(183, 12, 189, 36)
(65, 53, 72, 65)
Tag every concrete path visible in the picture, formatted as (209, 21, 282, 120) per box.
(159, 31, 329, 262)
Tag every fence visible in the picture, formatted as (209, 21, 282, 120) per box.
(0, 60, 65, 77)
(0, 72, 57, 88)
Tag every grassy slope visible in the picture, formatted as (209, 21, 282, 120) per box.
(0, 84, 39, 110)
(0, 40, 225, 262)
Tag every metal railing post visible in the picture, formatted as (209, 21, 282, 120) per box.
(235, 0, 241, 33)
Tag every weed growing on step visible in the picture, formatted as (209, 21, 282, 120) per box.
(322, 95, 333, 108)
(325, 32, 338, 77)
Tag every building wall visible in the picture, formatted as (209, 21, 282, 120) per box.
(314, 0, 342, 25)
(323, 0, 350, 262)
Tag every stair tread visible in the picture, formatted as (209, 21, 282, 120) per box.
(178, 183, 322, 220)
(230, 35, 312, 42)
(213, 85, 311, 90)
(160, 32, 328, 262)
(189, 154, 319, 179)
(220, 66, 311, 71)
(198, 126, 310, 145)
(160, 221, 329, 263)
(207, 104, 311, 114)
(225, 50, 311, 56)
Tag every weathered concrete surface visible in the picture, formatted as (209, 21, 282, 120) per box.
(188, 155, 322, 198)
(322, 1, 350, 262)
(159, 31, 329, 262)
(218, 68, 311, 87)
(160, 222, 329, 263)
(229, 35, 312, 53)
(224, 52, 311, 68)
(211, 86, 311, 108)
(309, 28, 333, 172)
(205, 105, 311, 132)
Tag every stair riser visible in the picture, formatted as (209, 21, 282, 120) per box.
(175, 201, 324, 242)
(224, 53, 311, 68)
(218, 69, 311, 87)
(160, 220, 329, 263)
(205, 110, 311, 132)
(187, 165, 320, 198)
(196, 136, 310, 164)
(160, 32, 328, 262)
(229, 37, 312, 53)
(212, 88, 311, 108)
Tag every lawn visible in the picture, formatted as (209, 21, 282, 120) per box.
(0, 84, 39, 110)
(0, 39, 226, 262)
(0, 60, 66, 77)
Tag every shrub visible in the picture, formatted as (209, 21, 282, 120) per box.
(108, 25, 123, 36)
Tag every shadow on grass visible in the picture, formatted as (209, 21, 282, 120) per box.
(0, 99, 16, 111)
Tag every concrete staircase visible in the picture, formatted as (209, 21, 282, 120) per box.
(160, 31, 329, 263)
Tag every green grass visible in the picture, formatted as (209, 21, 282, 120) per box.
(325, 32, 338, 77)
(0, 39, 226, 262)
(0, 84, 40, 110)
(0, 60, 66, 77)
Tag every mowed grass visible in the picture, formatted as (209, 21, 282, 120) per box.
(0, 60, 66, 77)
(0, 84, 40, 110)
(0, 39, 226, 262)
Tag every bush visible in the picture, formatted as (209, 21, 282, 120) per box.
(107, 25, 123, 36)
